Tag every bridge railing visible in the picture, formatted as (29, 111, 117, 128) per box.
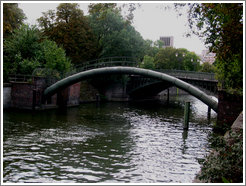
(60, 56, 137, 79)
(153, 69, 216, 81)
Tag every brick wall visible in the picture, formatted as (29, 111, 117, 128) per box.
(33, 77, 57, 108)
(217, 90, 243, 126)
(11, 82, 35, 109)
(10, 79, 81, 109)
(67, 82, 81, 106)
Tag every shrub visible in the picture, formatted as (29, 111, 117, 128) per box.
(196, 129, 243, 183)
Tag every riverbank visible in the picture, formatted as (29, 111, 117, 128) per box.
(193, 111, 244, 183)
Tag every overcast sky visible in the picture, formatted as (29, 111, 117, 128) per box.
(18, 2, 208, 55)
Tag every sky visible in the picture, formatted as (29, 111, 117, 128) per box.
(18, 1, 208, 55)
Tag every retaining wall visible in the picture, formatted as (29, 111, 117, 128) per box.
(3, 83, 12, 108)
(8, 77, 81, 109)
(11, 82, 35, 109)
(217, 90, 243, 126)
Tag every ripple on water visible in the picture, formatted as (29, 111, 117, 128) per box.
(3, 98, 215, 183)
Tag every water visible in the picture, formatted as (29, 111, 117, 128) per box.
(3, 95, 217, 183)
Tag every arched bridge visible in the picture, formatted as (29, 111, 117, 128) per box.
(127, 70, 218, 98)
(35, 56, 217, 96)
(43, 66, 218, 112)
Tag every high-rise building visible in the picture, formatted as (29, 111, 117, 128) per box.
(160, 36, 174, 48)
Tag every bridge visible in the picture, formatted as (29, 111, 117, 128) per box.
(39, 57, 218, 112)
(31, 56, 217, 92)
(8, 57, 218, 112)
(127, 70, 217, 98)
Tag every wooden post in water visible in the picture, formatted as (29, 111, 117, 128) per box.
(207, 106, 211, 120)
(183, 102, 190, 130)
(96, 94, 99, 107)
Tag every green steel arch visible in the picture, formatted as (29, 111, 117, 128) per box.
(43, 67, 218, 112)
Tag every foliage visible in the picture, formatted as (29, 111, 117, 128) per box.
(154, 40, 164, 49)
(154, 47, 201, 71)
(3, 3, 26, 39)
(154, 47, 180, 69)
(143, 39, 164, 59)
(37, 3, 98, 65)
(3, 24, 72, 78)
(88, 3, 120, 19)
(18, 59, 41, 75)
(88, 3, 141, 25)
(40, 39, 72, 72)
(196, 130, 243, 183)
(200, 62, 215, 73)
(4, 24, 43, 75)
(88, 4, 145, 60)
(140, 55, 155, 69)
(174, 3, 243, 92)
(183, 51, 201, 71)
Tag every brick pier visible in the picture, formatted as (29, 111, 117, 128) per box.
(9, 77, 81, 110)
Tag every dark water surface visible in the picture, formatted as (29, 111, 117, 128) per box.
(3, 95, 217, 183)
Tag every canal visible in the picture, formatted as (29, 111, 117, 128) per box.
(3, 95, 217, 183)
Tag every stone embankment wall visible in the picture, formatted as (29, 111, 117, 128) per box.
(3, 83, 12, 108)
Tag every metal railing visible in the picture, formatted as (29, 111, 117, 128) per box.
(154, 69, 216, 81)
(8, 74, 33, 83)
(8, 57, 217, 85)
(60, 56, 137, 79)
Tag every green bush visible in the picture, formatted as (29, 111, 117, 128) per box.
(196, 130, 243, 183)
(4, 24, 72, 78)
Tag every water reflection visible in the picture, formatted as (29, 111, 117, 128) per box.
(3, 95, 217, 183)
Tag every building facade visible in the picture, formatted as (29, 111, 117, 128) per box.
(200, 49, 216, 64)
(160, 36, 174, 48)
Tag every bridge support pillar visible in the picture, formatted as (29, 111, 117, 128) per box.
(57, 87, 69, 109)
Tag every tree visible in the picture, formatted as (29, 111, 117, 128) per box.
(3, 24, 72, 78)
(140, 55, 155, 69)
(154, 47, 201, 71)
(154, 47, 184, 70)
(174, 3, 243, 91)
(154, 40, 164, 49)
(88, 6, 145, 60)
(142, 39, 162, 60)
(183, 51, 201, 71)
(200, 62, 215, 73)
(37, 3, 98, 65)
(40, 39, 72, 73)
(4, 24, 43, 75)
(3, 3, 26, 39)
(88, 3, 120, 18)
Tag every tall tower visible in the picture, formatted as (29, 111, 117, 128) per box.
(160, 36, 174, 48)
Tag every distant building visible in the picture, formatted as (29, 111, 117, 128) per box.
(200, 49, 216, 64)
(160, 36, 174, 48)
